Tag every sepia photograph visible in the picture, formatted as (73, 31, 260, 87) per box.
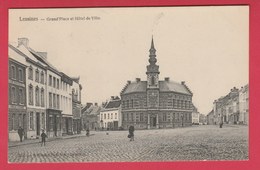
(8, 6, 249, 163)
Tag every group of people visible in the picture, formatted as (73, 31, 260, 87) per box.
(17, 126, 47, 146)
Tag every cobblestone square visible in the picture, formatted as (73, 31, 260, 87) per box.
(8, 125, 248, 162)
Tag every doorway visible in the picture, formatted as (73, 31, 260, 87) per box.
(53, 115, 57, 136)
(36, 113, 40, 136)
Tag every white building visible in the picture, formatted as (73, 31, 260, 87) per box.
(10, 38, 48, 139)
(239, 84, 249, 125)
(100, 96, 121, 130)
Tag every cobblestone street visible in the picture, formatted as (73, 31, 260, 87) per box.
(8, 125, 248, 162)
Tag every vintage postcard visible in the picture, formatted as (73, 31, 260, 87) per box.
(7, 6, 248, 163)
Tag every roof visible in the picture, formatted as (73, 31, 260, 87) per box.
(121, 80, 192, 95)
(104, 100, 121, 109)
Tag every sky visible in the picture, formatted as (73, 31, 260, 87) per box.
(9, 6, 249, 114)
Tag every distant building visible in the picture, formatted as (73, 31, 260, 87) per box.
(199, 113, 207, 125)
(239, 84, 249, 125)
(210, 86, 248, 125)
(120, 38, 193, 129)
(192, 106, 200, 125)
(100, 96, 121, 130)
(71, 77, 83, 134)
(206, 110, 214, 125)
(82, 103, 101, 130)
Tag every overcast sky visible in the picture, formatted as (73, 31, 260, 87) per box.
(9, 6, 249, 114)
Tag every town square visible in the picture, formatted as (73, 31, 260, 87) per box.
(9, 125, 248, 162)
(8, 6, 248, 162)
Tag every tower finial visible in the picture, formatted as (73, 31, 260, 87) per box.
(151, 36, 154, 49)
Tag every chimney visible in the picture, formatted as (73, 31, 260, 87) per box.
(111, 96, 115, 100)
(95, 103, 98, 106)
(165, 77, 170, 82)
(136, 78, 141, 82)
(37, 52, 48, 59)
(181, 81, 185, 85)
(18, 38, 29, 48)
(127, 80, 131, 84)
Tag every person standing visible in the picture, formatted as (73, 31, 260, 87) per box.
(41, 129, 47, 146)
(128, 125, 135, 141)
(17, 126, 24, 142)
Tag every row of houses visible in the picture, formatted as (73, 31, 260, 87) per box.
(8, 38, 82, 141)
(207, 85, 249, 125)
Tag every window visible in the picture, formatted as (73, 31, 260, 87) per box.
(53, 94, 56, 108)
(28, 66, 33, 80)
(35, 86, 40, 106)
(49, 116, 53, 131)
(11, 114, 15, 130)
(18, 114, 22, 127)
(151, 76, 155, 85)
(101, 114, 103, 120)
(111, 113, 113, 119)
(163, 113, 167, 122)
(49, 75, 52, 86)
(53, 77, 56, 88)
(131, 113, 134, 121)
(29, 85, 33, 105)
(11, 86, 16, 103)
(115, 113, 117, 119)
(11, 65, 16, 79)
(104, 114, 106, 119)
(18, 88, 23, 104)
(41, 88, 45, 107)
(18, 68, 23, 82)
(126, 113, 129, 121)
(49, 93, 52, 108)
(41, 113, 45, 129)
(29, 112, 34, 130)
(108, 113, 110, 119)
(40, 71, 44, 84)
(173, 99, 176, 108)
(57, 95, 60, 109)
(131, 99, 134, 108)
(57, 79, 59, 89)
(35, 69, 39, 82)
(140, 113, 144, 121)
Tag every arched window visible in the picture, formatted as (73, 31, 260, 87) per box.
(28, 66, 33, 80)
(40, 71, 44, 84)
(28, 84, 33, 105)
(41, 88, 45, 107)
(35, 86, 40, 106)
(11, 65, 16, 79)
(11, 86, 16, 103)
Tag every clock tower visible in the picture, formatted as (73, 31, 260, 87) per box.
(146, 37, 160, 89)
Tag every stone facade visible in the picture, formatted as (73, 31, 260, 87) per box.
(120, 38, 193, 130)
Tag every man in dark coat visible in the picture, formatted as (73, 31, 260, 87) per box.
(18, 126, 24, 142)
(41, 129, 47, 146)
(129, 125, 135, 141)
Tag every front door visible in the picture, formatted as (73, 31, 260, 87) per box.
(36, 113, 40, 136)
(150, 116, 157, 128)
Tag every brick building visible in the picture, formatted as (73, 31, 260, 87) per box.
(120, 38, 193, 129)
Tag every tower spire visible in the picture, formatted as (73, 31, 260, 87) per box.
(146, 37, 159, 88)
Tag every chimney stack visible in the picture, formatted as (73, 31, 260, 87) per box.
(127, 80, 131, 84)
(136, 78, 141, 82)
(18, 38, 29, 48)
(165, 77, 170, 82)
(181, 81, 185, 85)
(95, 103, 98, 106)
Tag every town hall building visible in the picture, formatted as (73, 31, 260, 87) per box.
(120, 38, 193, 129)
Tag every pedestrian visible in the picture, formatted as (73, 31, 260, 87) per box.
(86, 128, 90, 137)
(128, 125, 135, 141)
(41, 129, 47, 146)
(17, 126, 24, 142)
